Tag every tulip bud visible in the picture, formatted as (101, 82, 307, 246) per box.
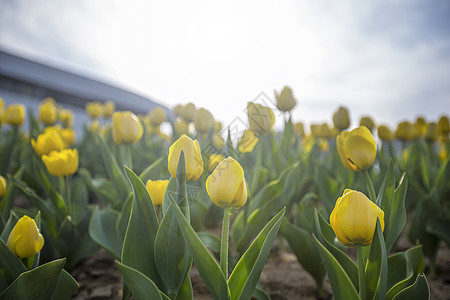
(332, 106, 350, 131)
(395, 121, 414, 141)
(0, 175, 6, 197)
(318, 123, 333, 138)
(103, 101, 116, 118)
(7, 215, 44, 258)
(86, 102, 103, 119)
(146, 180, 169, 206)
(31, 130, 65, 156)
(208, 154, 225, 172)
(359, 116, 375, 132)
(330, 189, 384, 247)
(424, 122, 438, 141)
(194, 108, 214, 134)
(181, 103, 196, 123)
(414, 117, 427, 138)
(112, 111, 143, 145)
(173, 104, 184, 117)
(148, 107, 166, 127)
(206, 157, 247, 208)
(247, 102, 275, 135)
(437, 116, 450, 136)
(59, 109, 74, 128)
(377, 125, 393, 141)
(168, 134, 203, 181)
(337, 126, 377, 172)
(238, 130, 259, 153)
(4, 104, 26, 126)
(42, 149, 79, 177)
(274, 86, 297, 112)
(39, 101, 57, 125)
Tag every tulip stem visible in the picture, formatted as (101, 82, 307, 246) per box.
(64, 176, 71, 216)
(356, 243, 367, 300)
(363, 169, 376, 202)
(220, 207, 231, 278)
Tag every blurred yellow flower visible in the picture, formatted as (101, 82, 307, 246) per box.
(7, 215, 44, 258)
(59, 109, 74, 128)
(319, 138, 329, 152)
(337, 126, 377, 172)
(238, 130, 259, 153)
(173, 104, 184, 117)
(174, 119, 189, 136)
(208, 154, 225, 172)
(112, 111, 143, 145)
(103, 101, 116, 118)
(31, 130, 65, 156)
(414, 117, 427, 138)
(310, 124, 321, 137)
(330, 189, 384, 247)
(86, 102, 103, 119)
(377, 125, 393, 141)
(214, 121, 222, 133)
(206, 157, 247, 208)
(274, 86, 297, 112)
(213, 135, 225, 149)
(437, 115, 449, 137)
(360, 116, 375, 132)
(424, 122, 438, 141)
(332, 106, 350, 131)
(39, 101, 57, 125)
(195, 108, 214, 133)
(247, 102, 275, 135)
(0, 175, 6, 197)
(181, 103, 196, 123)
(168, 134, 203, 181)
(149, 107, 166, 127)
(146, 180, 169, 206)
(395, 121, 415, 141)
(294, 122, 305, 137)
(42, 149, 79, 177)
(4, 104, 26, 126)
(60, 128, 76, 147)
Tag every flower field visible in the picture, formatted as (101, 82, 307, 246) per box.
(0, 90, 449, 300)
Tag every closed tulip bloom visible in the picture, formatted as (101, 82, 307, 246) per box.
(206, 157, 247, 208)
(247, 102, 275, 135)
(86, 102, 103, 119)
(60, 128, 76, 147)
(149, 107, 166, 126)
(168, 134, 203, 181)
(274, 86, 297, 112)
(214, 121, 222, 133)
(0, 175, 6, 197)
(195, 108, 214, 133)
(173, 104, 184, 117)
(424, 123, 438, 141)
(112, 111, 143, 145)
(319, 123, 333, 138)
(181, 103, 196, 122)
(238, 130, 259, 153)
(146, 180, 169, 206)
(4, 104, 26, 126)
(103, 101, 116, 118)
(39, 101, 57, 125)
(332, 106, 350, 130)
(208, 154, 225, 172)
(59, 109, 74, 128)
(330, 189, 384, 247)
(360, 116, 375, 132)
(31, 130, 65, 156)
(7, 215, 44, 258)
(377, 125, 393, 141)
(42, 149, 79, 177)
(337, 126, 377, 172)
(395, 121, 414, 141)
(414, 117, 427, 138)
(437, 116, 449, 136)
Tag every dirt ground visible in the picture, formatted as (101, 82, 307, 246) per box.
(71, 234, 450, 300)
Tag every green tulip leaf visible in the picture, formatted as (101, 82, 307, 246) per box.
(312, 235, 359, 300)
(0, 258, 69, 300)
(122, 166, 163, 289)
(228, 208, 285, 300)
(426, 217, 450, 245)
(139, 156, 165, 183)
(115, 261, 167, 300)
(392, 274, 429, 300)
(80, 169, 120, 207)
(280, 218, 325, 289)
(116, 193, 133, 241)
(51, 269, 79, 300)
(365, 219, 388, 300)
(376, 159, 394, 208)
(0, 212, 19, 243)
(172, 199, 230, 300)
(89, 205, 122, 259)
(197, 231, 221, 258)
(385, 173, 407, 254)
(0, 236, 26, 285)
(176, 273, 193, 300)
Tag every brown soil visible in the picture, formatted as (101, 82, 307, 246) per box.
(71, 235, 450, 300)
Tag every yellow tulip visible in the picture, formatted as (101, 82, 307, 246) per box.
(360, 116, 375, 132)
(213, 135, 225, 149)
(332, 106, 350, 131)
(377, 125, 393, 141)
(146, 180, 169, 206)
(86, 102, 103, 119)
(0, 175, 6, 197)
(414, 117, 427, 138)
(319, 138, 329, 152)
(31, 130, 65, 156)
(173, 104, 184, 117)
(274, 86, 297, 112)
(337, 126, 377, 172)
(206, 157, 247, 208)
(103, 101, 116, 118)
(318, 123, 333, 138)
(310, 124, 321, 137)
(395, 121, 415, 141)
(294, 122, 305, 137)
(208, 154, 225, 172)
(149, 107, 166, 126)
(181, 103, 196, 123)
(247, 102, 275, 135)
(194, 108, 214, 133)
(437, 115, 449, 136)
(238, 130, 259, 153)
(168, 134, 203, 181)
(174, 119, 189, 136)
(7, 215, 44, 258)
(112, 111, 143, 145)
(60, 128, 76, 147)
(330, 189, 384, 247)
(214, 121, 223, 133)
(4, 104, 26, 126)
(39, 101, 57, 125)
(42, 149, 79, 177)
(424, 122, 438, 141)
(59, 109, 74, 128)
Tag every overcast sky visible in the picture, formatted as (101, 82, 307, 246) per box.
(1, 0, 449, 131)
